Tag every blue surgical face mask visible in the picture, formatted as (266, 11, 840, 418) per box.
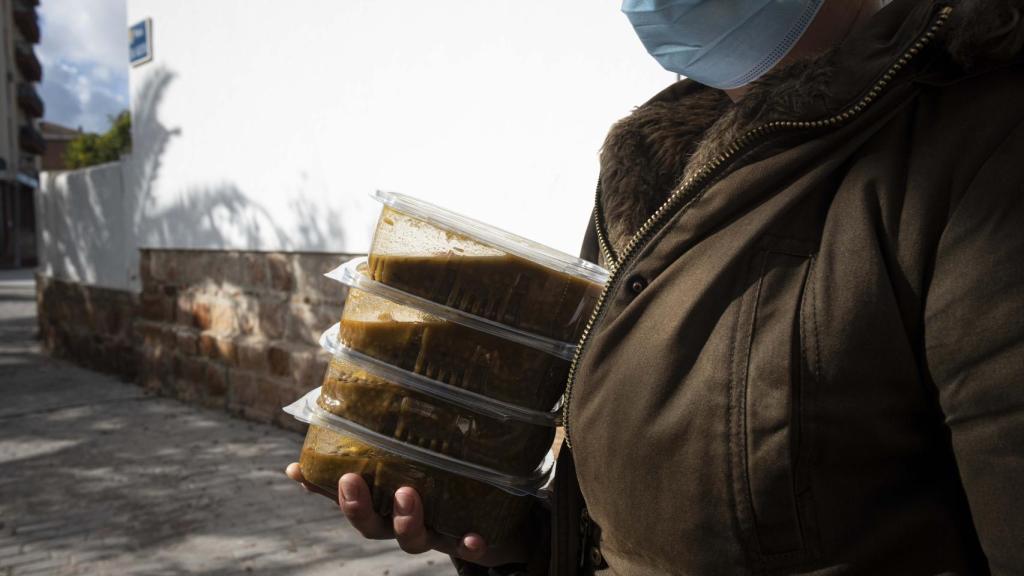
(622, 0, 826, 89)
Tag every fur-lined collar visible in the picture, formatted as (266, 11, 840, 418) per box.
(598, 0, 1024, 255)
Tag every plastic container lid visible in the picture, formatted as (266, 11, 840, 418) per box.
(284, 387, 555, 498)
(325, 256, 577, 360)
(373, 190, 610, 286)
(320, 323, 561, 427)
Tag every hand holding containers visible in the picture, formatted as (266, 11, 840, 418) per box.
(286, 191, 609, 547)
(287, 392, 543, 546)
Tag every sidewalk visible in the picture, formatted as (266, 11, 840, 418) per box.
(0, 271, 450, 575)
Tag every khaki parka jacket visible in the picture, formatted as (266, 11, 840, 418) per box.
(457, 1, 1024, 574)
(553, 0, 1024, 574)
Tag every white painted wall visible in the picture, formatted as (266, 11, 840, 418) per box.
(125, 0, 674, 256)
(37, 161, 137, 289)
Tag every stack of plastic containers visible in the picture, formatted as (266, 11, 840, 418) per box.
(284, 191, 609, 547)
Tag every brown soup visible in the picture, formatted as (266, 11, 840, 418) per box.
(318, 357, 555, 477)
(337, 317, 568, 413)
(365, 254, 602, 342)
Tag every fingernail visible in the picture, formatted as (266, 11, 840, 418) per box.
(340, 481, 355, 503)
(463, 536, 481, 552)
(394, 490, 413, 515)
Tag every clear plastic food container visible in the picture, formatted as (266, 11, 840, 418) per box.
(366, 191, 609, 342)
(317, 355, 555, 477)
(324, 257, 571, 414)
(298, 426, 534, 547)
(320, 323, 560, 426)
(285, 388, 551, 547)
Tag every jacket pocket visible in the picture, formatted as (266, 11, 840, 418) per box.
(733, 245, 815, 561)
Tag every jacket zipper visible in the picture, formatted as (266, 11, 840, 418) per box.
(593, 180, 619, 272)
(563, 5, 953, 448)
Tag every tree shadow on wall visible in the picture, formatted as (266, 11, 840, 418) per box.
(288, 192, 348, 251)
(123, 66, 180, 236)
(39, 66, 352, 291)
(35, 69, 183, 288)
(124, 67, 348, 271)
(37, 165, 116, 286)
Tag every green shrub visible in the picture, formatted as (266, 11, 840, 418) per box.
(64, 111, 132, 169)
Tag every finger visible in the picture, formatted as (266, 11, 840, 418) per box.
(461, 533, 532, 567)
(389, 491, 507, 563)
(443, 532, 521, 567)
(285, 462, 304, 482)
(392, 487, 434, 554)
(456, 533, 487, 564)
(284, 463, 338, 502)
(339, 473, 393, 539)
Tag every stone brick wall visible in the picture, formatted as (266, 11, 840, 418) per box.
(37, 249, 355, 431)
(135, 249, 354, 430)
(37, 274, 139, 378)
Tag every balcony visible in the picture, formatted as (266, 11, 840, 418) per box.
(19, 124, 46, 156)
(12, 1, 40, 44)
(17, 84, 44, 119)
(14, 43, 42, 82)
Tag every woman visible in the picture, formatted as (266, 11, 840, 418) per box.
(288, 0, 1024, 573)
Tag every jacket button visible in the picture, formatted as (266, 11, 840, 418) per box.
(628, 275, 647, 295)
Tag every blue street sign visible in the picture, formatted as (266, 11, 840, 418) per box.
(130, 18, 152, 66)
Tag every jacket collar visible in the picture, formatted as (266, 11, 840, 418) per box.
(599, 0, 1024, 254)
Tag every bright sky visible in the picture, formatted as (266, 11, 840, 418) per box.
(37, 0, 129, 134)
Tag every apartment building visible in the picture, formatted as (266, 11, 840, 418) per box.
(0, 0, 42, 268)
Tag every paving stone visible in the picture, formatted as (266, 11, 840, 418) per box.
(0, 545, 21, 560)
(0, 551, 50, 570)
(11, 556, 66, 575)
